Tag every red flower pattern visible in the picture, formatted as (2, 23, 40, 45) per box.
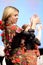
(0, 20, 2, 25)
(10, 25, 17, 31)
(11, 48, 37, 65)
(0, 20, 4, 30)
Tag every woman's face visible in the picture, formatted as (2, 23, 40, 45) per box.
(8, 11, 19, 24)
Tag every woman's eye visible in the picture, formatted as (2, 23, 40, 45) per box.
(14, 14, 17, 16)
(14, 14, 18, 17)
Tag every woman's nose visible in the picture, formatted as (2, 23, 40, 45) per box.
(16, 15, 18, 19)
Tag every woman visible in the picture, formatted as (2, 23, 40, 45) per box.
(1, 6, 21, 65)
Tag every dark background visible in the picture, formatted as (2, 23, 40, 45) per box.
(39, 48, 43, 55)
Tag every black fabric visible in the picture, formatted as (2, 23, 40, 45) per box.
(0, 56, 4, 65)
(11, 29, 41, 50)
(5, 58, 13, 65)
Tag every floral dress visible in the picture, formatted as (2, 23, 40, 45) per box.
(11, 48, 37, 65)
(1, 24, 22, 59)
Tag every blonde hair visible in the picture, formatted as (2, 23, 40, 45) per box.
(2, 6, 19, 21)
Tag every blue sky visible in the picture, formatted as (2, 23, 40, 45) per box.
(0, 0, 43, 48)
